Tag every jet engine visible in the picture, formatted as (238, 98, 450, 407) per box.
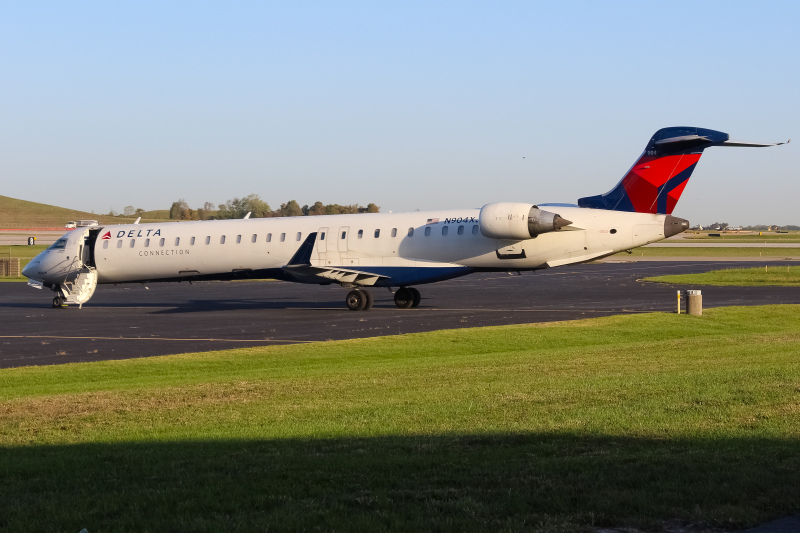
(479, 202, 572, 240)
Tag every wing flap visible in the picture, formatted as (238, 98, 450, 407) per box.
(284, 264, 389, 286)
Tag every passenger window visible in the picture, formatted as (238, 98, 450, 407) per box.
(458, 225, 464, 235)
(103, 240, 108, 249)
(374, 229, 380, 238)
(205, 236, 210, 245)
(472, 225, 479, 235)
(175, 237, 180, 246)
(130, 239, 135, 248)
(145, 238, 150, 247)
(220, 236, 226, 244)
(280, 233, 286, 242)
(267, 233, 272, 243)
(321, 232, 326, 240)
(358, 229, 363, 239)
(160, 238, 165, 247)
(296, 232, 301, 241)
(236, 235, 242, 244)
(116, 240, 122, 248)
(442, 226, 448, 236)
(424, 227, 431, 237)
(408, 227, 414, 237)
(391, 228, 397, 237)
(190, 236, 195, 245)
(251, 234, 257, 243)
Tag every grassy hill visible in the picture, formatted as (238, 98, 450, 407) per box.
(0, 195, 172, 228)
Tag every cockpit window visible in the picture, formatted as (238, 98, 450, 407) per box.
(48, 238, 68, 250)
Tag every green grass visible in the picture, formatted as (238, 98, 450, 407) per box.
(2, 305, 800, 531)
(0, 245, 46, 280)
(0, 244, 47, 261)
(613, 246, 800, 258)
(644, 266, 800, 286)
(684, 235, 800, 243)
(139, 209, 170, 218)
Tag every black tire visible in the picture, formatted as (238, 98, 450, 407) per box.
(52, 296, 63, 308)
(409, 287, 421, 308)
(394, 287, 414, 309)
(346, 290, 367, 311)
(363, 290, 374, 310)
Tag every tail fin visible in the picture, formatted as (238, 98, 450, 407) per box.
(578, 127, 762, 214)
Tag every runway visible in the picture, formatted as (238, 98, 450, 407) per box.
(2, 260, 800, 368)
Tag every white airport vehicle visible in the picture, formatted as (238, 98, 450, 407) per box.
(23, 127, 786, 310)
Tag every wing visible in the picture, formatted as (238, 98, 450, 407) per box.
(282, 232, 390, 286)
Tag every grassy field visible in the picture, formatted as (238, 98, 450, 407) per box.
(612, 246, 800, 258)
(644, 266, 800, 286)
(2, 305, 799, 531)
(0, 195, 171, 228)
(0, 245, 46, 281)
(681, 232, 800, 243)
(0, 245, 45, 276)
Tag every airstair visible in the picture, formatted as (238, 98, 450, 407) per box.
(56, 266, 98, 308)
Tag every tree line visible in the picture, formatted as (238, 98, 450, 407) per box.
(169, 194, 379, 220)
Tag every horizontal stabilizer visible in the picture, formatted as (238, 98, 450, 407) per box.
(721, 139, 790, 147)
(654, 134, 713, 149)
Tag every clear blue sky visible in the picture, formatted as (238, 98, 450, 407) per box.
(1, 1, 797, 225)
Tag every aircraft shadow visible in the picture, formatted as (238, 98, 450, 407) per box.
(1, 433, 797, 531)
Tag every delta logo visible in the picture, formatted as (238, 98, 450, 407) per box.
(101, 231, 112, 240)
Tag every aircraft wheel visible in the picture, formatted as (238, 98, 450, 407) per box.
(409, 287, 421, 308)
(394, 287, 414, 309)
(52, 296, 64, 308)
(346, 290, 368, 311)
(363, 290, 374, 310)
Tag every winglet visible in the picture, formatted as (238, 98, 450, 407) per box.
(285, 232, 317, 267)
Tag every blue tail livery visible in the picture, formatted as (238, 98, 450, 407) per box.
(578, 127, 787, 214)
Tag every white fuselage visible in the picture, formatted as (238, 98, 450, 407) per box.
(25, 206, 671, 289)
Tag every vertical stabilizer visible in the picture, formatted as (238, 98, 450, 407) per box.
(578, 127, 729, 214)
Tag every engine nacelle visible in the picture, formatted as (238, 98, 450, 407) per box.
(479, 202, 572, 240)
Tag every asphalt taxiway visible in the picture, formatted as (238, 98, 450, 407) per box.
(2, 260, 800, 368)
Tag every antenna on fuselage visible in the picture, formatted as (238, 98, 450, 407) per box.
(134, 217, 141, 224)
(244, 212, 251, 219)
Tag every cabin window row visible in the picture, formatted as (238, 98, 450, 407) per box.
(355, 225, 480, 238)
(102, 224, 481, 249)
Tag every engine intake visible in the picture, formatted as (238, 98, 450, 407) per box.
(479, 202, 572, 240)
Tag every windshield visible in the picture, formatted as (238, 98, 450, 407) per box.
(48, 238, 68, 250)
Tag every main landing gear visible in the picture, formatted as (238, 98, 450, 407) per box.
(344, 287, 422, 311)
(346, 289, 374, 311)
(393, 287, 421, 309)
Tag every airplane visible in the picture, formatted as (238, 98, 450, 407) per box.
(22, 127, 787, 311)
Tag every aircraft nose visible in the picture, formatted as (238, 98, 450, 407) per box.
(21, 260, 35, 278)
